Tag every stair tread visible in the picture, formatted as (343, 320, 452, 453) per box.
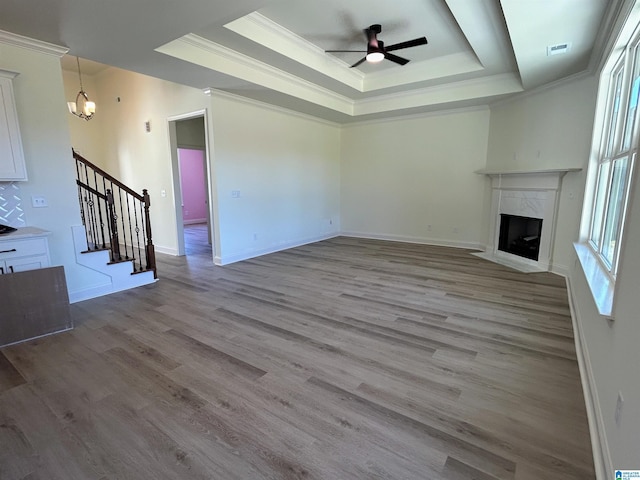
(107, 257, 136, 266)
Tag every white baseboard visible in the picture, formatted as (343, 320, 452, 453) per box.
(154, 245, 179, 256)
(340, 231, 484, 251)
(183, 218, 207, 225)
(551, 263, 570, 278)
(68, 282, 116, 303)
(214, 232, 339, 265)
(565, 275, 612, 480)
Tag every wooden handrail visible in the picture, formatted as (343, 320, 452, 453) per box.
(73, 149, 144, 201)
(76, 179, 108, 200)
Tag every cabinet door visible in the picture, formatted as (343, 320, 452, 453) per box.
(0, 75, 28, 181)
(5, 255, 49, 273)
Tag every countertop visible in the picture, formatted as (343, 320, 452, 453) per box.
(0, 226, 52, 240)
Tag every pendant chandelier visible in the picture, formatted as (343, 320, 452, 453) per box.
(67, 56, 96, 120)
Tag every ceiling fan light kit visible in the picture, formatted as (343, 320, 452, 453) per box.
(366, 51, 385, 63)
(325, 23, 428, 68)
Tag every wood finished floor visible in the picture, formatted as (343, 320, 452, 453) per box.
(0, 231, 594, 479)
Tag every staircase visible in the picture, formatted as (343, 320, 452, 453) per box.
(72, 150, 157, 299)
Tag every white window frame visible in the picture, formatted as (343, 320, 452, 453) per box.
(588, 27, 639, 280)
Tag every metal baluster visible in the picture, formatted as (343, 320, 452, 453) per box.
(103, 176, 113, 256)
(117, 187, 129, 260)
(125, 193, 136, 268)
(106, 188, 120, 262)
(93, 169, 107, 248)
(77, 184, 89, 249)
(87, 190, 99, 250)
(81, 162, 94, 248)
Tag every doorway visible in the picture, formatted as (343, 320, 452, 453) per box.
(168, 111, 214, 258)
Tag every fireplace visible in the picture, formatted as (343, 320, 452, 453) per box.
(498, 214, 543, 261)
(473, 168, 579, 273)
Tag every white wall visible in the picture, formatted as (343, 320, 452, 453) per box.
(0, 43, 110, 297)
(486, 75, 599, 272)
(487, 73, 640, 475)
(340, 108, 491, 249)
(210, 93, 341, 264)
(569, 206, 640, 474)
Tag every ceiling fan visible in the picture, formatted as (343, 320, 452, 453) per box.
(325, 24, 428, 68)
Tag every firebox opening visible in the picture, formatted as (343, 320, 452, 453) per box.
(498, 214, 543, 261)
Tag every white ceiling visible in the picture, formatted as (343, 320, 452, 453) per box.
(1, 0, 616, 123)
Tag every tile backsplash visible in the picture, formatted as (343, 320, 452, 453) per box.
(0, 181, 26, 227)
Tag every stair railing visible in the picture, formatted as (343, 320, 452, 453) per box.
(73, 149, 157, 278)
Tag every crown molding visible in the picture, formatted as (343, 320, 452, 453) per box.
(157, 34, 354, 115)
(204, 87, 341, 128)
(159, 35, 521, 120)
(589, 0, 637, 73)
(354, 72, 522, 116)
(225, 13, 364, 91)
(225, 12, 483, 94)
(0, 29, 68, 57)
(342, 104, 489, 128)
(488, 69, 595, 110)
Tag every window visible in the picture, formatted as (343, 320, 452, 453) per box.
(589, 30, 639, 278)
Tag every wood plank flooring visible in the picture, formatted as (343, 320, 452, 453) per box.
(0, 234, 594, 479)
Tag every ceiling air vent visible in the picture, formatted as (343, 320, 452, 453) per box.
(547, 43, 571, 56)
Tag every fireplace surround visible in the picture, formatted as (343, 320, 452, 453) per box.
(474, 168, 580, 272)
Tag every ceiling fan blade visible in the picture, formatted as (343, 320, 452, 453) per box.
(384, 52, 410, 66)
(350, 57, 367, 68)
(385, 37, 428, 52)
(325, 50, 367, 53)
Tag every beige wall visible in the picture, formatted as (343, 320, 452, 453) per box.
(340, 108, 491, 249)
(63, 69, 105, 167)
(89, 66, 211, 255)
(73, 67, 342, 264)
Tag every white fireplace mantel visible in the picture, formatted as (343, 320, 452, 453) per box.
(475, 167, 582, 176)
(473, 167, 582, 273)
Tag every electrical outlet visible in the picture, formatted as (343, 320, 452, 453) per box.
(615, 391, 624, 427)
(31, 196, 48, 208)
(253, 233, 258, 241)
(453, 227, 459, 234)
(232, 190, 241, 198)
(427, 224, 432, 231)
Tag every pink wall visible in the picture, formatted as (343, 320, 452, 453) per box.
(178, 148, 207, 223)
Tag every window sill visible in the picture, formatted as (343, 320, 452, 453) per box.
(573, 242, 614, 318)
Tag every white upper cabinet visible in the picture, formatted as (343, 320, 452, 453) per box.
(0, 71, 27, 181)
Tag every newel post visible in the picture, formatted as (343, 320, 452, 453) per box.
(143, 189, 157, 278)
